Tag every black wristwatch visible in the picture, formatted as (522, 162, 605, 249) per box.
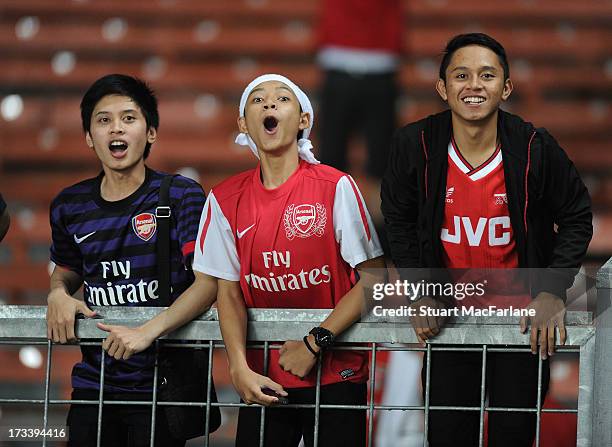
(309, 327, 335, 349)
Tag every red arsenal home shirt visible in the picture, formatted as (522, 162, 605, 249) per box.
(194, 161, 383, 388)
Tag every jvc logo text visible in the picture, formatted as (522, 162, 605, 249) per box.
(441, 216, 511, 246)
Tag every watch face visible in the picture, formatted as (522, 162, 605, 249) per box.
(318, 333, 333, 346)
(311, 327, 334, 347)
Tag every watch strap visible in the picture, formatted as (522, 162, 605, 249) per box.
(303, 335, 319, 357)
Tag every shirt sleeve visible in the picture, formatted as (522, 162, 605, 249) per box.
(49, 196, 83, 276)
(333, 175, 384, 268)
(172, 177, 207, 265)
(192, 191, 240, 281)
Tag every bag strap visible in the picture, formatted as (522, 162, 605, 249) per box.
(156, 175, 175, 303)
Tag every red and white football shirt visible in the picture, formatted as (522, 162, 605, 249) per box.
(441, 139, 529, 308)
(194, 161, 383, 388)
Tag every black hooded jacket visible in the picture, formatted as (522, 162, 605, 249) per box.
(381, 109, 593, 300)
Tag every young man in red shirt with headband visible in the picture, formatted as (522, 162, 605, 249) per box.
(194, 74, 384, 446)
(381, 33, 592, 446)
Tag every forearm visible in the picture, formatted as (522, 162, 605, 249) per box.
(319, 257, 386, 336)
(217, 280, 249, 372)
(140, 272, 217, 339)
(49, 267, 82, 296)
(47, 266, 92, 343)
(319, 285, 363, 337)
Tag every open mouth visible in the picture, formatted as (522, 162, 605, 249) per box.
(462, 96, 486, 105)
(263, 116, 278, 134)
(109, 140, 128, 158)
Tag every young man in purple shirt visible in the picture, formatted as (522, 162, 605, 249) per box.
(47, 74, 218, 446)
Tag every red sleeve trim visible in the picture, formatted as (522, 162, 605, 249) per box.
(346, 176, 372, 242)
(199, 204, 212, 254)
(182, 241, 196, 257)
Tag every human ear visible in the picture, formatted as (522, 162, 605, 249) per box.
(436, 79, 448, 101)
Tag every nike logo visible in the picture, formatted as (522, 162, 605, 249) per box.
(74, 231, 96, 244)
(236, 224, 255, 239)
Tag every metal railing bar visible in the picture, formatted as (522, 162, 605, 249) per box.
(96, 348, 105, 447)
(258, 341, 269, 447)
(204, 340, 214, 447)
(0, 398, 580, 413)
(535, 355, 543, 447)
(149, 341, 160, 447)
(478, 345, 487, 447)
(423, 343, 432, 447)
(313, 351, 323, 447)
(367, 343, 377, 447)
(42, 340, 52, 447)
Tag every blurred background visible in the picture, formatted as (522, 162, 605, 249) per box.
(0, 0, 610, 445)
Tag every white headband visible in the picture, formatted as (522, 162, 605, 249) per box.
(235, 73, 319, 164)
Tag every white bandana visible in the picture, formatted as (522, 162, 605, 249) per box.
(235, 73, 319, 164)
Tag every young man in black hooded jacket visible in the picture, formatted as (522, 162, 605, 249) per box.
(381, 33, 592, 446)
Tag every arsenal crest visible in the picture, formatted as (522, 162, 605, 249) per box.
(284, 203, 326, 240)
(494, 193, 508, 205)
(132, 212, 157, 241)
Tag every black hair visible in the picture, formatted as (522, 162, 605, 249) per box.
(80, 74, 159, 159)
(439, 33, 510, 82)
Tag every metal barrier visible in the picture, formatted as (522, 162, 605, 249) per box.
(0, 297, 603, 447)
(594, 258, 612, 446)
